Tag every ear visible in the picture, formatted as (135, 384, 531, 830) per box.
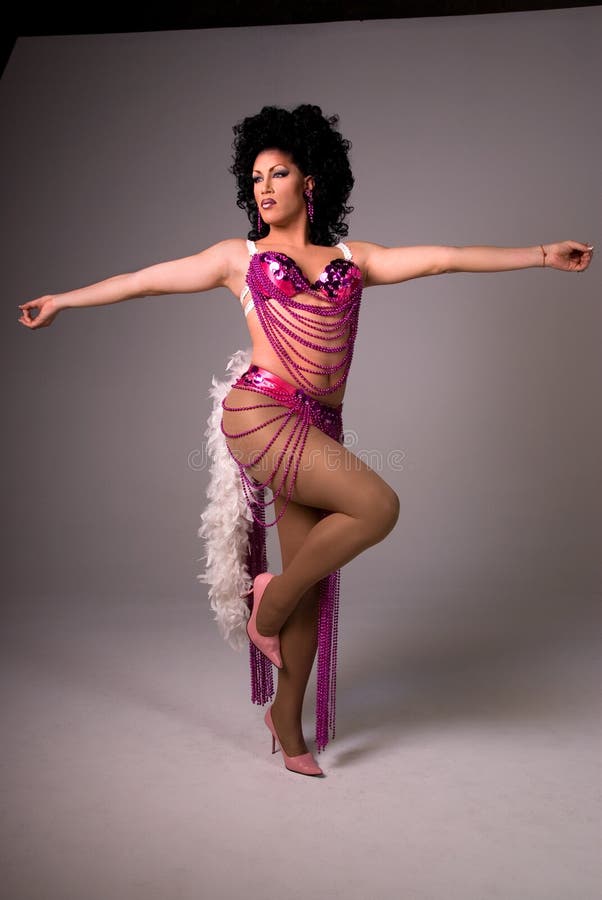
(304, 174, 315, 193)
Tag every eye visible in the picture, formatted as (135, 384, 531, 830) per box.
(273, 170, 288, 177)
(252, 175, 263, 184)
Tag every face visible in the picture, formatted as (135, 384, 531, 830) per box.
(252, 148, 314, 229)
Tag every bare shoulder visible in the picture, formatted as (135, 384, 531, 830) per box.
(344, 240, 386, 279)
(205, 236, 250, 275)
(345, 240, 385, 262)
(213, 237, 253, 297)
(208, 237, 249, 266)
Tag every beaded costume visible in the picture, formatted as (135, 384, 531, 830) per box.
(198, 238, 363, 752)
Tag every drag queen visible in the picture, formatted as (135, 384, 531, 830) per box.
(18, 104, 594, 778)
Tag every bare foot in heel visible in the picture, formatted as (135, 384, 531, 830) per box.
(246, 573, 283, 669)
(270, 704, 309, 757)
(255, 574, 281, 636)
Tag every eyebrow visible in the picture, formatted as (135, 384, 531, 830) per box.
(252, 163, 289, 174)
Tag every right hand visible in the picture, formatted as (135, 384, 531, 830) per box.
(18, 295, 63, 330)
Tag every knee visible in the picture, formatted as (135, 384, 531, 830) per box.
(381, 487, 400, 537)
(366, 486, 400, 542)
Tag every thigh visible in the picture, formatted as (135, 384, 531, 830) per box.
(222, 385, 398, 521)
(290, 424, 399, 522)
(272, 493, 324, 568)
(221, 385, 301, 484)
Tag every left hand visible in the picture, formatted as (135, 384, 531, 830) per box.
(542, 240, 594, 272)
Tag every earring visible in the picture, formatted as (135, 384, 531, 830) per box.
(257, 209, 262, 233)
(304, 189, 314, 223)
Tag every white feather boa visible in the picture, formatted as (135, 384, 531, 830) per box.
(197, 347, 256, 651)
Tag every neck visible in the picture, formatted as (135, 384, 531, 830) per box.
(261, 216, 311, 248)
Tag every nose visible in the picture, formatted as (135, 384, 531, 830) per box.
(260, 173, 275, 193)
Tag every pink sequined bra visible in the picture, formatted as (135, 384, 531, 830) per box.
(239, 239, 363, 397)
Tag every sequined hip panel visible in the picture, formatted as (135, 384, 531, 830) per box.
(234, 364, 343, 441)
(221, 364, 345, 528)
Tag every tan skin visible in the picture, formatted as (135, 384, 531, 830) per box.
(224, 149, 351, 407)
(17, 149, 595, 761)
(17, 147, 594, 339)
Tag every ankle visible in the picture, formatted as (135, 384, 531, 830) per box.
(270, 704, 307, 755)
(271, 700, 302, 725)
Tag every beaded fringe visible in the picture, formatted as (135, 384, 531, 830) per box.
(199, 348, 340, 753)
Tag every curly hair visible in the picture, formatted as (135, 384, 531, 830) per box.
(229, 104, 354, 247)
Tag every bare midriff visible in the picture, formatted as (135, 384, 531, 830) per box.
(244, 290, 352, 407)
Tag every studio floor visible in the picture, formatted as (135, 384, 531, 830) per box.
(2, 593, 600, 900)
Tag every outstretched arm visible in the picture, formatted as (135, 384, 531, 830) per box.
(18, 239, 237, 330)
(357, 239, 594, 287)
(130, 239, 236, 296)
(446, 241, 594, 274)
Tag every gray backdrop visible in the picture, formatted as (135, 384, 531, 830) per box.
(3, 8, 600, 613)
(1, 8, 601, 900)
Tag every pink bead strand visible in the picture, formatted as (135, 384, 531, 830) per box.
(222, 246, 363, 752)
(243, 250, 362, 396)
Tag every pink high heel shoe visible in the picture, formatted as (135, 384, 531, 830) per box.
(264, 706, 324, 777)
(242, 573, 283, 669)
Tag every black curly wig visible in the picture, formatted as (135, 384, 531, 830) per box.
(230, 104, 354, 247)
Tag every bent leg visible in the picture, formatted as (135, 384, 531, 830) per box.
(256, 423, 400, 636)
(221, 385, 399, 635)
